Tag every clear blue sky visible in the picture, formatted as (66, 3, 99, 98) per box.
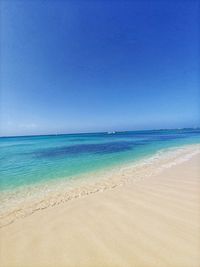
(1, 0, 199, 136)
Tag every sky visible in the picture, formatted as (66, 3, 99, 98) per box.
(0, 0, 199, 136)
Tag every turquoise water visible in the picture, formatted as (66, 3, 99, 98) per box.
(1, 129, 200, 191)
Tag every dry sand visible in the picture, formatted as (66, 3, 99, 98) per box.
(0, 151, 200, 267)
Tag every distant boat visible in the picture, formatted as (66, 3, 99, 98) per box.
(107, 131, 116, 134)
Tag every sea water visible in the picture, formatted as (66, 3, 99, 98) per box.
(1, 128, 200, 192)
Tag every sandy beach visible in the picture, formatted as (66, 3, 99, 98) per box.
(1, 0, 199, 266)
(0, 148, 200, 267)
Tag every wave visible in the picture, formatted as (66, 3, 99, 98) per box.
(0, 143, 200, 228)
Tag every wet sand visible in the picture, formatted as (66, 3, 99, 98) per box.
(0, 150, 200, 267)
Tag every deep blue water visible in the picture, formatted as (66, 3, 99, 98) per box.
(0, 128, 200, 191)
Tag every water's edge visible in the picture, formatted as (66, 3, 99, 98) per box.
(0, 143, 200, 228)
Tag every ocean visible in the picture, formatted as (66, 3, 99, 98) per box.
(1, 128, 200, 226)
(1, 128, 200, 192)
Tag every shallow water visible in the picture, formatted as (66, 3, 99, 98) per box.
(1, 128, 200, 191)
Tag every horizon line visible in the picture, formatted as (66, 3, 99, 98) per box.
(0, 127, 199, 139)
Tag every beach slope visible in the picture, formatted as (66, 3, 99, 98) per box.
(0, 153, 200, 267)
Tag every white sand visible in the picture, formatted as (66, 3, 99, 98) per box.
(0, 148, 200, 267)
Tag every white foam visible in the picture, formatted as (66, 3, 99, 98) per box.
(0, 143, 199, 228)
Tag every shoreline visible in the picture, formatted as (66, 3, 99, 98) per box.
(0, 143, 200, 228)
(0, 144, 200, 266)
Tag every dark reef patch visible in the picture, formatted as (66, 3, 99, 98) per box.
(34, 141, 145, 158)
